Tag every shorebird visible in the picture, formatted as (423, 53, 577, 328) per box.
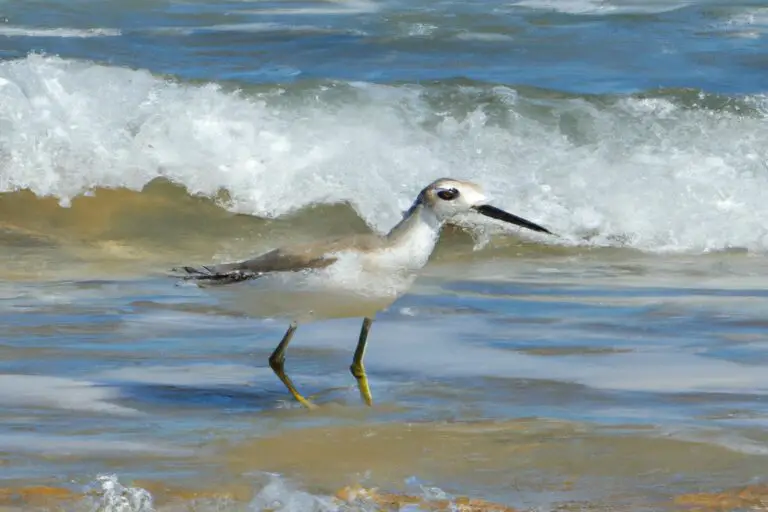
(174, 178, 553, 409)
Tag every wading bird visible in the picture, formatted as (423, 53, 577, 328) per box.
(175, 178, 553, 409)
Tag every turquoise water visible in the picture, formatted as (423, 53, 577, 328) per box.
(1, 0, 768, 510)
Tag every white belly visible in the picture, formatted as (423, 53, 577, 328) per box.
(196, 264, 416, 322)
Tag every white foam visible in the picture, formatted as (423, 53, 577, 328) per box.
(0, 26, 120, 38)
(3, 55, 768, 254)
(455, 32, 514, 42)
(511, 0, 691, 15)
(149, 22, 364, 37)
(82, 474, 343, 512)
(0, 374, 139, 415)
(512, 0, 618, 14)
(248, 474, 339, 512)
(85, 475, 154, 512)
(235, 0, 380, 16)
(247, 473, 471, 512)
(402, 23, 438, 37)
(79, 473, 459, 512)
(715, 7, 768, 37)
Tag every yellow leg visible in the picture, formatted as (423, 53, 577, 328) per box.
(350, 317, 374, 406)
(268, 322, 317, 410)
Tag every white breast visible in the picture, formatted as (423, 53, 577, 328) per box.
(364, 209, 441, 272)
(298, 207, 442, 300)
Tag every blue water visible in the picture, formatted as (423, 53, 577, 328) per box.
(2, 1, 768, 93)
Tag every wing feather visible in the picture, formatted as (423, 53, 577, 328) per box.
(173, 248, 337, 285)
(172, 234, 384, 286)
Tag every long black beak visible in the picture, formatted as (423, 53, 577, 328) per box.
(471, 204, 553, 235)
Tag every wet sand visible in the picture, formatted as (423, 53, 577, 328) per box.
(1, 419, 768, 511)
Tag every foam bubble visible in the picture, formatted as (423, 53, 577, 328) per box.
(2, 55, 768, 254)
(248, 474, 339, 512)
(77, 473, 464, 512)
(84, 475, 153, 512)
(402, 23, 438, 37)
(0, 26, 120, 38)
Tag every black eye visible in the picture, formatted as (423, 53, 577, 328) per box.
(437, 188, 460, 201)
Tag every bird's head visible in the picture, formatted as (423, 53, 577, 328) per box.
(418, 178, 553, 235)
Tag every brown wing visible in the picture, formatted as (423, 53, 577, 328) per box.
(173, 234, 384, 285)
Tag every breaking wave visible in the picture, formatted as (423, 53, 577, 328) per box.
(2, 54, 768, 253)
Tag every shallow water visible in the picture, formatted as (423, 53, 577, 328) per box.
(1, 249, 768, 509)
(2, 0, 768, 510)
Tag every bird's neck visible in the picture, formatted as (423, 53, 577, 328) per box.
(381, 202, 443, 270)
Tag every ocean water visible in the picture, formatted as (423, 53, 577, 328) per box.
(2, 0, 768, 510)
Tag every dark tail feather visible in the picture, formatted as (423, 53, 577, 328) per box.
(171, 265, 263, 285)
